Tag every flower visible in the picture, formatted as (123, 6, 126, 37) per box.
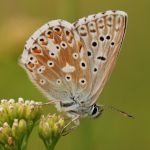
(0, 98, 42, 150)
(39, 114, 65, 150)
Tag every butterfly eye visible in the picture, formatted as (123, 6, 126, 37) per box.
(91, 104, 101, 118)
(79, 78, 86, 85)
(45, 29, 53, 38)
(60, 41, 67, 49)
(47, 60, 54, 67)
(38, 36, 47, 45)
(72, 53, 79, 59)
(65, 74, 72, 81)
(31, 44, 42, 54)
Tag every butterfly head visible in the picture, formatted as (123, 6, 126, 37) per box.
(89, 104, 103, 119)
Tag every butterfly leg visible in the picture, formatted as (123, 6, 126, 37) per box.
(61, 114, 80, 136)
(61, 125, 78, 136)
(40, 100, 61, 106)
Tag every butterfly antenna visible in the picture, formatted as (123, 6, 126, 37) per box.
(101, 105, 135, 119)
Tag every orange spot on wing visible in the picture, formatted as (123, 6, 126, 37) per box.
(55, 31, 62, 36)
(48, 33, 53, 39)
(31, 49, 42, 54)
(26, 63, 35, 71)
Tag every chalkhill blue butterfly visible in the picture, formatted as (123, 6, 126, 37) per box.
(20, 10, 132, 126)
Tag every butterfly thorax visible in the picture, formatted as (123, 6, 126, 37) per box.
(58, 99, 103, 119)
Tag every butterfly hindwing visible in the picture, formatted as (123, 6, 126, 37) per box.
(20, 20, 92, 102)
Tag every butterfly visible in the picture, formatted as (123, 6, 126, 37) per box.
(20, 10, 128, 125)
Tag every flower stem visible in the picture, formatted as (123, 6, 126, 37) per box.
(46, 137, 60, 150)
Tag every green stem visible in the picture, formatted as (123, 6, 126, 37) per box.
(21, 124, 35, 150)
(43, 137, 60, 150)
(21, 134, 29, 150)
(49, 137, 59, 150)
(16, 122, 35, 150)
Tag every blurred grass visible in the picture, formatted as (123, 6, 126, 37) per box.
(0, 0, 150, 150)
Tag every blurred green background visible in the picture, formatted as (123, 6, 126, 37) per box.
(0, 0, 149, 150)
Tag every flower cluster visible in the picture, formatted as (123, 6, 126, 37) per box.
(39, 114, 65, 150)
(0, 98, 42, 150)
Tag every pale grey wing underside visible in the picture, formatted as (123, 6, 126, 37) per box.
(73, 10, 127, 105)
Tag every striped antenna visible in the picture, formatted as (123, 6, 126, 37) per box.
(101, 105, 135, 119)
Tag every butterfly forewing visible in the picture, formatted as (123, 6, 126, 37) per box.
(73, 10, 127, 105)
